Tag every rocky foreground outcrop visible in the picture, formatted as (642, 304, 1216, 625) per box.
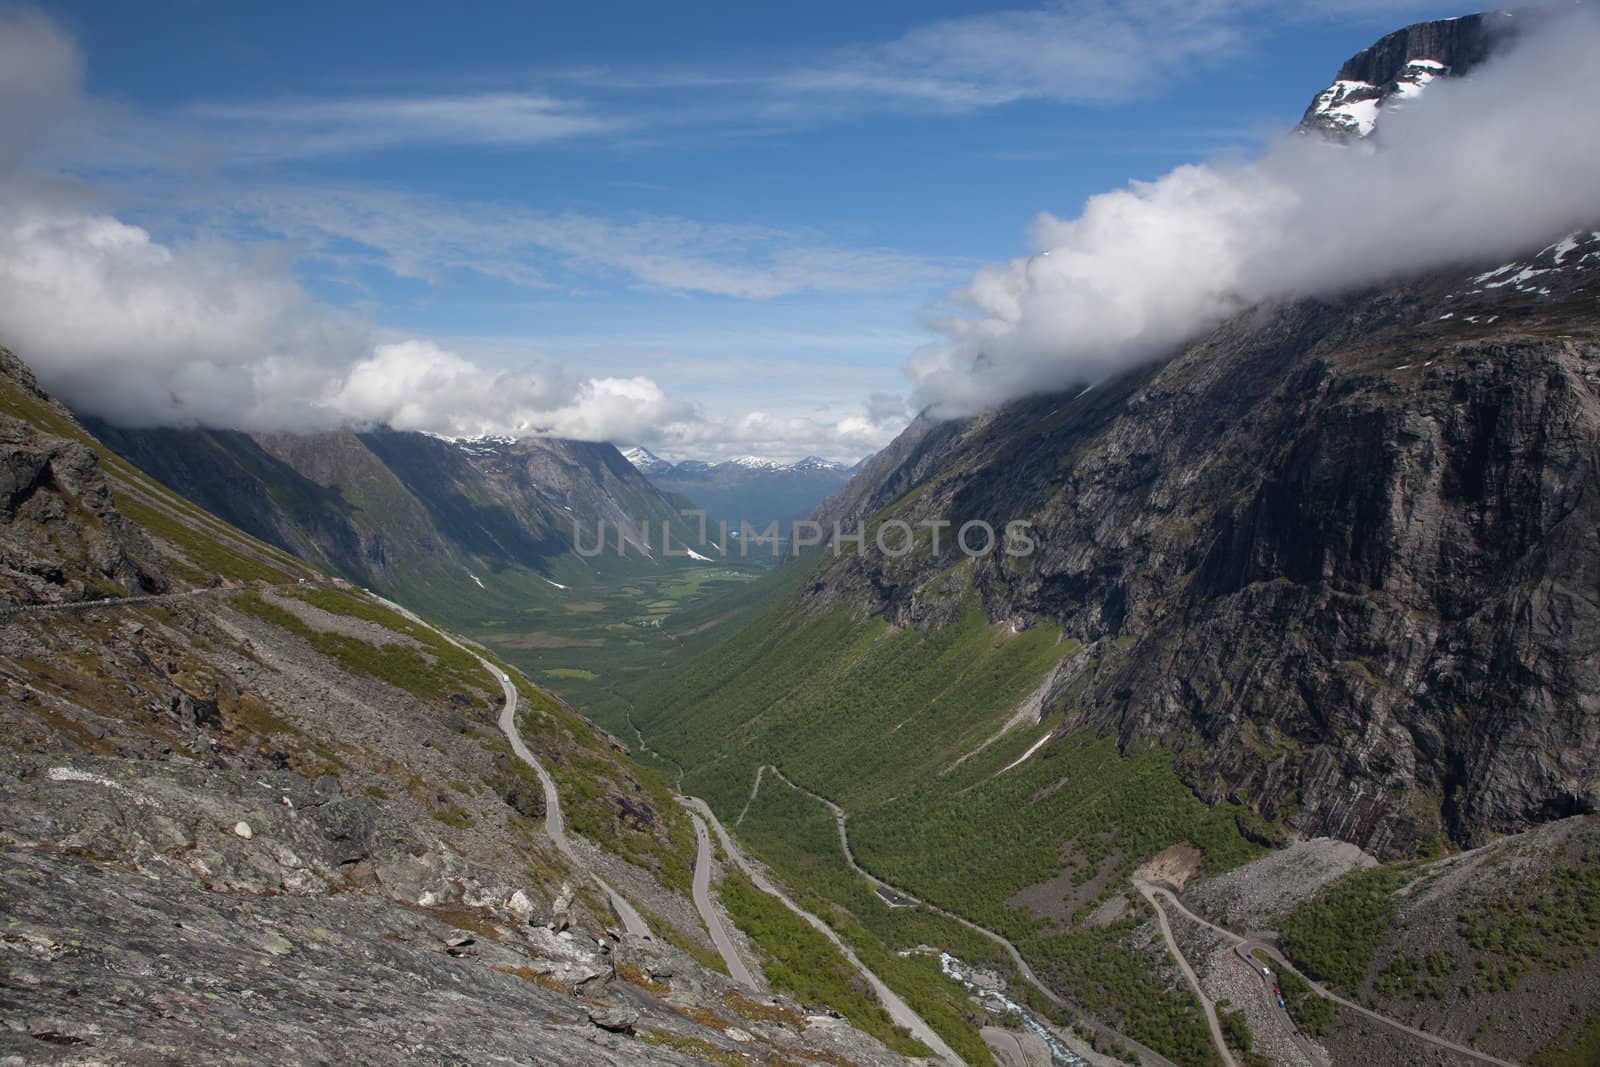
(0, 343, 922, 1066)
(0, 747, 910, 1066)
(1, 347, 166, 604)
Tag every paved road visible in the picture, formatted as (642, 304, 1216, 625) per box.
(1134, 880, 1238, 1067)
(8, 582, 660, 940)
(682, 803, 760, 989)
(749, 766, 1178, 1067)
(763, 766, 922, 906)
(365, 593, 653, 941)
(1150, 881, 1523, 1067)
(981, 1026, 1042, 1067)
(681, 795, 966, 1066)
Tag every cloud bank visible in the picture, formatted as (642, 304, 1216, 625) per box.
(0, 11, 898, 461)
(911, 7, 1600, 416)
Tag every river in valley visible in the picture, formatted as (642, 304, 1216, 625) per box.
(929, 951, 1090, 1067)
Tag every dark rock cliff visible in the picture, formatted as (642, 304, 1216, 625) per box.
(806, 233, 1600, 858)
(1298, 11, 1511, 137)
(1334, 13, 1500, 85)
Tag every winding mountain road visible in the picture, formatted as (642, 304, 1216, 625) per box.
(748, 765, 1178, 1067)
(681, 795, 965, 1066)
(0, 584, 233, 619)
(1134, 881, 1238, 1067)
(1145, 880, 1523, 1067)
(366, 593, 653, 941)
(682, 804, 760, 989)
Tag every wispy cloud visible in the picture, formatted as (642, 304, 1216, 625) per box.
(192, 183, 966, 299)
(544, 1, 1461, 123)
(781, 2, 1243, 112)
(191, 90, 622, 159)
(62, 1, 1462, 169)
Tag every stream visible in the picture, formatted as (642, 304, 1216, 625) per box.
(933, 952, 1090, 1067)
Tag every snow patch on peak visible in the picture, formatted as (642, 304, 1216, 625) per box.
(1308, 57, 1450, 138)
(1392, 59, 1445, 101)
(792, 455, 846, 472)
(621, 445, 674, 474)
(1311, 80, 1383, 136)
(424, 432, 519, 457)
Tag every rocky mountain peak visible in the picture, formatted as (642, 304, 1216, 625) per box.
(620, 445, 673, 475)
(0, 344, 44, 397)
(1300, 11, 1508, 137)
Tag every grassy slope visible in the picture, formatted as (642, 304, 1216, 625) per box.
(595, 553, 1260, 1064)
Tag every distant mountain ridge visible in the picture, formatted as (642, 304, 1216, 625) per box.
(621, 446, 862, 537)
(622, 446, 853, 477)
(87, 422, 704, 629)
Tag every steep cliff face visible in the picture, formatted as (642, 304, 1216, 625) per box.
(1300, 12, 1507, 137)
(805, 233, 1600, 857)
(0, 347, 166, 603)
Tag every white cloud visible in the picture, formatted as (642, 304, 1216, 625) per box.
(912, 7, 1600, 415)
(0, 10, 913, 460)
(0, 193, 709, 443)
(325, 339, 694, 441)
(0, 147, 901, 457)
(0, 197, 368, 430)
(640, 403, 904, 465)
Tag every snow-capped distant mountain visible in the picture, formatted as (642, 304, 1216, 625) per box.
(793, 455, 848, 472)
(619, 450, 870, 539)
(1300, 13, 1501, 138)
(730, 455, 784, 471)
(619, 451, 855, 477)
(621, 445, 673, 476)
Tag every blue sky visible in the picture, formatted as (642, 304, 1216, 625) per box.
(8, 1, 1474, 460)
